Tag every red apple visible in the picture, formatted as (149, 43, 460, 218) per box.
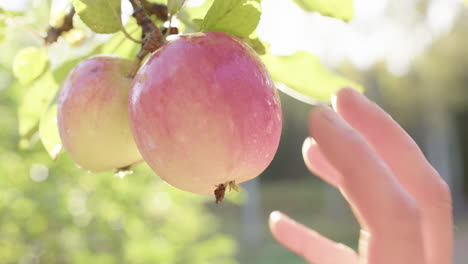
(58, 55, 142, 172)
(129, 31, 282, 195)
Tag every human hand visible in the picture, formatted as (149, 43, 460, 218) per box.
(269, 88, 453, 264)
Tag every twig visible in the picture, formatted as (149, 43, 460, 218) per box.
(111, 27, 140, 54)
(4, 17, 44, 42)
(44, 7, 75, 45)
(128, 0, 165, 77)
(106, 0, 143, 44)
(164, 14, 173, 39)
(139, 0, 168, 21)
(129, 0, 161, 37)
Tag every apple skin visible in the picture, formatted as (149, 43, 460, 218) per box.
(129, 31, 282, 194)
(57, 55, 142, 172)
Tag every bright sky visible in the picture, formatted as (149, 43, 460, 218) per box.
(257, 0, 465, 76)
(0, 0, 31, 12)
(2, 0, 466, 76)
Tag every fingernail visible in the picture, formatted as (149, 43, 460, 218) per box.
(345, 87, 369, 104)
(331, 93, 338, 111)
(318, 106, 339, 123)
(302, 137, 316, 156)
(303, 137, 315, 149)
(270, 211, 283, 224)
(316, 106, 356, 135)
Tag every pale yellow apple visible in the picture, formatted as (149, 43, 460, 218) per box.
(58, 55, 142, 172)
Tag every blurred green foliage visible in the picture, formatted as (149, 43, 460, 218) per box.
(1, 76, 239, 263)
(13, 46, 49, 84)
(0, 142, 237, 263)
(0, 0, 362, 262)
(0, 1, 238, 263)
(262, 51, 362, 103)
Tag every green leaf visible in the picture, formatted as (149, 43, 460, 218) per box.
(192, 18, 203, 27)
(292, 0, 354, 22)
(242, 33, 265, 55)
(201, 0, 261, 37)
(99, 20, 141, 59)
(39, 104, 63, 160)
(167, 0, 187, 14)
(262, 51, 362, 103)
(18, 72, 59, 138)
(176, 0, 214, 32)
(13, 47, 49, 85)
(72, 0, 121, 33)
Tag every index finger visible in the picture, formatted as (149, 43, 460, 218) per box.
(309, 106, 425, 264)
(334, 88, 453, 264)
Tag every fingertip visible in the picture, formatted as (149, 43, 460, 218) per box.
(269, 211, 284, 235)
(310, 105, 331, 116)
(269, 209, 359, 264)
(333, 87, 359, 111)
(331, 93, 338, 111)
(309, 106, 348, 139)
(308, 105, 334, 130)
(301, 137, 316, 160)
(301, 137, 341, 188)
(337, 87, 360, 98)
(301, 136, 318, 174)
(269, 211, 296, 240)
(335, 87, 368, 112)
(269, 210, 283, 225)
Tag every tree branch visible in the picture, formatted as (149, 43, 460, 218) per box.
(44, 7, 75, 45)
(128, 0, 165, 77)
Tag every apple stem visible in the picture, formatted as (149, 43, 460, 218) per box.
(2, 15, 44, 43)
(107, 0, 144, 45)
(128, 56, 145, 78)
(44, 7, 75, 45)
